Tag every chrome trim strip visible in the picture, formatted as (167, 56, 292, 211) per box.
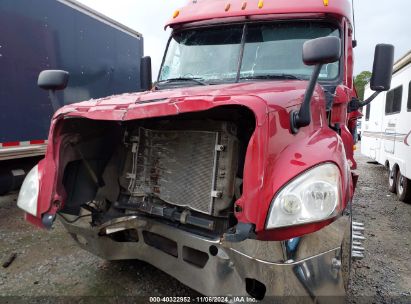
(0, 145, 47, 161)
(229, 246, 340, 266)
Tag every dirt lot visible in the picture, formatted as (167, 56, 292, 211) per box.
(348, 151, 411, 303)
(0, 149, 410, 302)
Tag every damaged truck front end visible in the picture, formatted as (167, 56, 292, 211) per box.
(17, 0, 392, 299)
(18, 94, 352, 299)
(50, 104, 257, 238)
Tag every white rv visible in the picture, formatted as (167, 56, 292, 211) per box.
(361, 50, 411, 203)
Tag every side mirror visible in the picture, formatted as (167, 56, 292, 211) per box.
(38, 70, 69, 91)
(370, 44, 394, 92)
(140, 56, 152, 91)
(347, 44, 394, 113)
(38, 70, 69, 112)
(302, 36, 342, 66)
(290, 36, 342, 133)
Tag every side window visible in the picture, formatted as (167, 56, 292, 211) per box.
(385, 86, 403, 115)
(365, 103, 371, 121)
(408, 81, 411, 111)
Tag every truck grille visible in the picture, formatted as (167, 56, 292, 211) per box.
(127, 123, 237, 216)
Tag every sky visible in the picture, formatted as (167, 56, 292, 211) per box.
(77, 0, 411, 77)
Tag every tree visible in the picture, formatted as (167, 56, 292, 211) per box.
(354, 71, 372, 100)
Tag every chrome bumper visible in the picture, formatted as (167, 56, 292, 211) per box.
(61, 215, 350, 300)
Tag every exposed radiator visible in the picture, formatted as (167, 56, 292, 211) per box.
(126, 121, 238, 216)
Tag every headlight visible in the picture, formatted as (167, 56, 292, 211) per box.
(266, 163, 341, 229)
(17, 165, 39, 216)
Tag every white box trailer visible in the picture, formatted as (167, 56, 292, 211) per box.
(361, 51, 411, 202)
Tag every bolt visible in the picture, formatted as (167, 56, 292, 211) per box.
(332, 258, 342, 270)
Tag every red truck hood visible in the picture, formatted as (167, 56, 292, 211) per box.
(56, 80, 319, 123)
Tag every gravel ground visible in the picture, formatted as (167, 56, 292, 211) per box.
(347, 150, 411, 303)
(0, 149, 410, 303)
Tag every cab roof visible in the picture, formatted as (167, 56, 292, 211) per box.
(166, 0, 353, 28)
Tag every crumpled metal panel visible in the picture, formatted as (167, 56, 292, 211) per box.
(130, 127, 218, 215)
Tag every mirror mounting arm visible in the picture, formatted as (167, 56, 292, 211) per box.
(347, 91, 380, 113)
(289, 36, 341, 134)
(48, 90, 61, 113)
(290, 64, 323, 134)
(140, 56, 153, 91)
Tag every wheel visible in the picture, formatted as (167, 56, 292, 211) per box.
(388, 167, 397, 193)
(396, 170, 411, 203)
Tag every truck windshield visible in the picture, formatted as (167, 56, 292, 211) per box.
(158, 22, 340, 86)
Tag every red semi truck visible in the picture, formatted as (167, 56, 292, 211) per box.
(17, 0, 394, 300)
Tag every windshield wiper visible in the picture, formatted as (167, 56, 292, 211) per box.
(156, 77, 209, 88)
(240, 74, 302, 81)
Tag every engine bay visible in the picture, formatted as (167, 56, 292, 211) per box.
(58, 107, 255, 237)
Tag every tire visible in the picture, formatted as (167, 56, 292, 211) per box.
(396, 170, 411, 203)
(388, 167, 397, 193)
